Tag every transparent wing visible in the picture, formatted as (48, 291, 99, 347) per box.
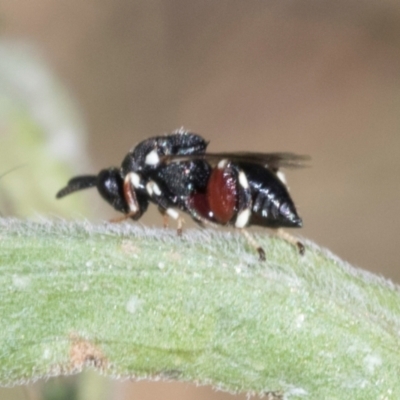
(162, 152, 310, 170)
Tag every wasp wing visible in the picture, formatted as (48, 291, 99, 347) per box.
(162, 152, 310, 170)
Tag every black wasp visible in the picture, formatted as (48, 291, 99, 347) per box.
(56, 129, 308, 260)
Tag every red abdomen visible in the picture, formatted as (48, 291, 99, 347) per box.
(207, 166, 237, 224)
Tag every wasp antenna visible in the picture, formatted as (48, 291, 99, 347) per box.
(56, 175, 98, 199)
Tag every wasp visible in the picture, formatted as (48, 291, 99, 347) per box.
(56, 130, 308, 259)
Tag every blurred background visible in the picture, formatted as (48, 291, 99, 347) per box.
(1, 1, 399, 399)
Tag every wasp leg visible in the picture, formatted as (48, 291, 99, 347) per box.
(240, 229, 266, 261)
(159, 205, 184, 235)
(186, 195, 266, 260)
(163, 207, 185, 236)
(189, 211, 219, 229)
(109, 212, 138, 223)
(177, 215, 185, 236)
(145, 180, 185, 236)
(123, 173, 140, 213)
(275, 228, 305, 255)
(158, 207, 170, 228)
(108, 174, 141, 223)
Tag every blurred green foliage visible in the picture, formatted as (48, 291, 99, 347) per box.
(0, 41, 90, 217)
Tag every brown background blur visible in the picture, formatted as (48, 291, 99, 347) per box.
(2, 1, 400, 399)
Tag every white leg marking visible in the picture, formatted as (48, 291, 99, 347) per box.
(217, 159, 228, 169)
(235, 208, 251, 228)
(146, 181, 162, 196)
(145, 149, 160, 166)
(166, 208, 179, 220)
(238, 171, 249, 189)
(276, 171, 287, 185)
(124, 174, 139, 213)
(130, 202, 138, 213)
(129, 172, 141, 189)
(152, 182, 162, 196)
(146, 182, 153, 196)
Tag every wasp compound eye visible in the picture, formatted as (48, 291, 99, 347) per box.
(96, 168, 129, 213)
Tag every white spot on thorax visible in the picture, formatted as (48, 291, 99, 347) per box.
(235, 209, 251, 228)
(238, 171, 249, 189)
(145, 149, 160, 165)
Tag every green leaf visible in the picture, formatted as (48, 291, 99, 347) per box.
(0, 217, 399, 399)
